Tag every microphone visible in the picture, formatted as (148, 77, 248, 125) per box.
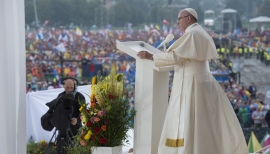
(157, 34, 174, 49)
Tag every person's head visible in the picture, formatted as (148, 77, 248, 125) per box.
(64, 78, 75, 94)
(177, 8, 198, 32)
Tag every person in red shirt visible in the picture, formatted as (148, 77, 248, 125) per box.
(89, 61, 95, 80)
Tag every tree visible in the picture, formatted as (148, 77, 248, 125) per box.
(195, 5, 204, 24)
(260, 0, 270, 17)
(150, 6, 159, 23)
(109, 0, 133, 27)
(36, 0, 54, 25)
(226, 0, 244, 16)
(84, 0, 103, 26)
(25, 1, 35, 24)
(131, 8, 145, 26)
(68, 0, 92, 26)
(48, 0, 73, 26)
(188, 0, 200, 9)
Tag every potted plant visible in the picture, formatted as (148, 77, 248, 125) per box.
(68, 64, 135, 154)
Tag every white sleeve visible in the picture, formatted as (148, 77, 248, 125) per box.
(153, 51, 188, 67)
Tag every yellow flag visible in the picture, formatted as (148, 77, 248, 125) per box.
(76, 27, 82, 36)
(248, 131, 262, 152)
(155, 24, 160, 31)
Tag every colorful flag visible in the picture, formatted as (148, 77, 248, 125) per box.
(260, 132, 268, 147)
(76, 27, 82, 36)
(155, 24, 160, 31)
(262, 133, 270, 153)
(248, 131, 262, 153)
(163, 19, 169, 25)
(144, 25, 150, 31)
(55, 43, 66, 52)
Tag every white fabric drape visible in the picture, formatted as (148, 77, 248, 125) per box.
(26, 86, 91, 142)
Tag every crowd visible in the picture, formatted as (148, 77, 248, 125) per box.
(25, 25, 270, 129)
(25, 24, 185, 108)
(212, 28, 270, 129)
(214, 28, 270, 66)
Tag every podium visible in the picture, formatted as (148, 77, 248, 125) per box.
(117, 41, 173, 154)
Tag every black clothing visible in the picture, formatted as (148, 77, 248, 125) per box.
(43, 91, 85, 137)
(56, 91, 85, 132)
(265, 110, 270, 129)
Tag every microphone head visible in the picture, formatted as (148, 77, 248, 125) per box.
(165, 33, 174, 42)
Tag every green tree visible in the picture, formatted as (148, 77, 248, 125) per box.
(226, 0, 244, 16)
(260, 0, 270, 17)
(68, 0, 91, 26)
(87, 0, 105, 27)
(25, 1, 35, 24)
(188, 0, 200, 9)
(109, 0, 133, 27)
(195, 5, 204, 24)
(36, 0, 54, 25)
(131, 8, 145, 26)
(48, 0, 73, 26)
(126, 0, 149, 14)
(150, 6, 159, 23)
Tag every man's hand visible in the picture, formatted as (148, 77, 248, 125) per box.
(137, 51, 153, 60)
(71, 118, 77, 125)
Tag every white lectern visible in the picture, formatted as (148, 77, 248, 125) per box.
(117, 41, 173, 154)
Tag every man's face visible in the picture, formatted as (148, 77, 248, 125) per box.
(177, 11, 189, 32)
(64, 79, 74, 94)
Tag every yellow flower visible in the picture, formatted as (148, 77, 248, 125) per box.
(79, 106, 83, 112)
(92, 77, 97, 85)
(84, 134, 90, 140)
(103, 83, 107, 91)
(91, 85, 96, 94)
(84, 130, 92, 140)
(115, 74, 124, 82)
(90, 93, 95, 101)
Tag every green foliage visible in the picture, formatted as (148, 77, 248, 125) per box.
(260, 0, 270, 17)
(27, 137, 48, 154)
(195, 5, 204, 24)
(188, 0, 200, 9)
(25, 1, 35, 24)
(110, 0, 133, 27)
(225, 0, 245, 16)
(24, 0, 180, 27)
(68, 65, 136, 153)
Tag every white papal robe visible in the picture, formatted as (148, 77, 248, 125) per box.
(153, 23, 248, 154)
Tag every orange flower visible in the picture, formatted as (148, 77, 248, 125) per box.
(94, 117, 100, 122)
(101, 125, 106, 131)
(91, 103, 96, 108)
(90, 94, 95, 101)
(80, 139, 87, 146)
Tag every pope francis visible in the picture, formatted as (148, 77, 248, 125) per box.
(137, 8, 248, 154)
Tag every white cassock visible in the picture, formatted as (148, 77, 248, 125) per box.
(153, 23, 248, 154)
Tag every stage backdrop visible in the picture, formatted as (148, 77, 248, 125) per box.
(26, 85, 133, 154)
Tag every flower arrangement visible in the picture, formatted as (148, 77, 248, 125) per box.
(68, 64, 135, 153)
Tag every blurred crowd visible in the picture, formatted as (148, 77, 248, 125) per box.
(214, 27, 270, 66)
(25, 25, 185, 104)
(213, 27, 270, 128)
(25, 26, 270, 128)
